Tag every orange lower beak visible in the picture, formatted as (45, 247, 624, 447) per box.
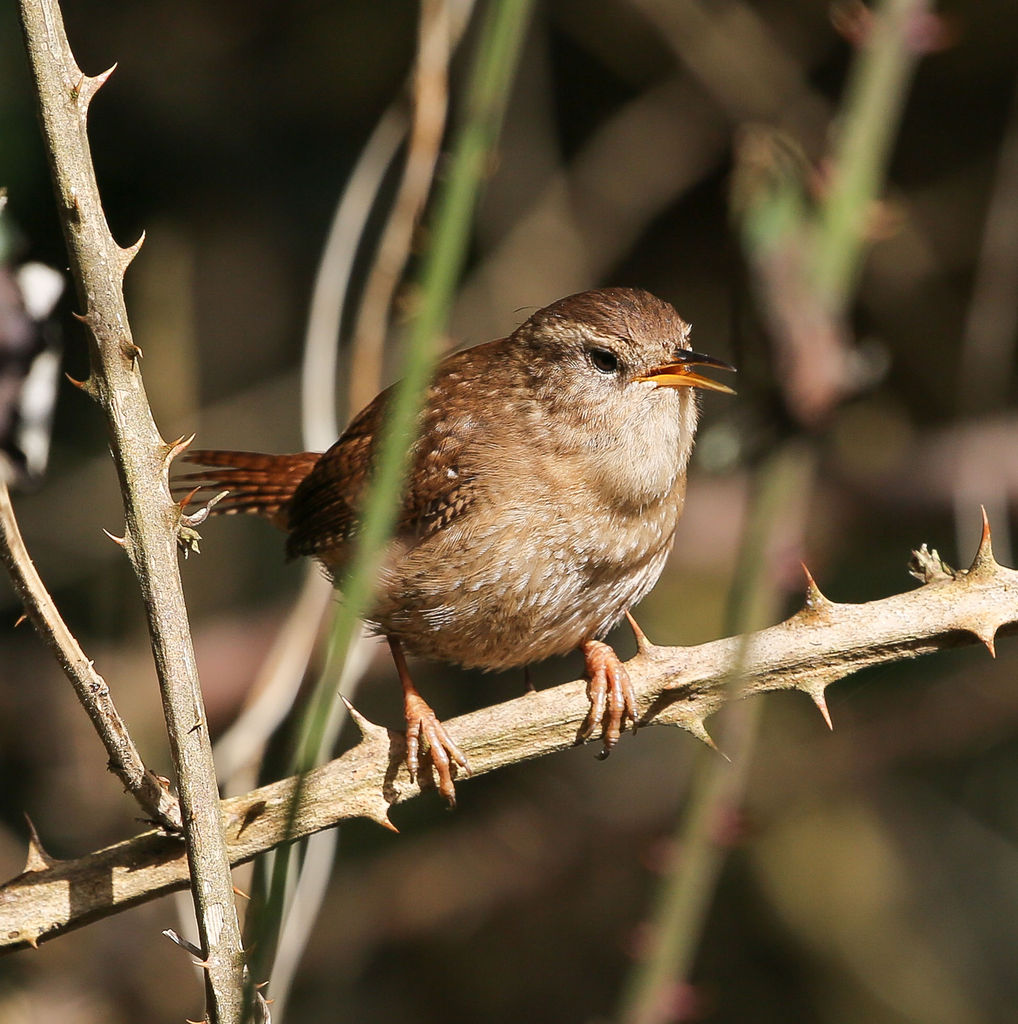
(637, 350, 737, 395)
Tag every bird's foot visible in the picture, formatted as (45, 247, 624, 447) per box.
(403, 690, 470, 806)
(578, 639, 638, 756)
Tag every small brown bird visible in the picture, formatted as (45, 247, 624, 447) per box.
(180, 288, 734, 802)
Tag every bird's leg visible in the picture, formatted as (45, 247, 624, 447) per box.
(522, 665, 536, 693)
(577, 638, 638, 755)
(388, 637, 469, 805)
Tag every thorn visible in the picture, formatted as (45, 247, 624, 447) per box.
(232, 885, 251, 901)
(22, 814, 58, 873)
(176, 468, 227, 554)
(102, 527, 128, 548)
(801, 563, 832, 611)
(375, 812, 400, 834)
(969, 506, 995, 574)
(164, 432, 196, 468)
(163, 928, 203, 958)
(625, 610, 655, 654)
(969, 625, 997, 658)
(64, 371, 90, 392)
(74, 63, 118, 113)
(686, 718, 730, 761)
(340, 694, 390, 742)
(179, 489, 228, 529)
(121, 339, 143, 362)
(805, 683, 834, 729)
(119, 229, 146, 274)
(14, 613, 26, 628)
(522, 665, 535, 693)
(71, 309, 93, 325)
(177, 486, 201, 510)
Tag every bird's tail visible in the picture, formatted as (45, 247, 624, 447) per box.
(176, 449, 320, 529)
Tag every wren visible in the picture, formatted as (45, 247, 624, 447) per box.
(179, 287, 735, 802)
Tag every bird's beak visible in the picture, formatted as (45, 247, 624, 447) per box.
(636, 350, 737, 395)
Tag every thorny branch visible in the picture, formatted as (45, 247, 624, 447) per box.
(2, 516, 1014, 951)
(17, 0, 245, 1018)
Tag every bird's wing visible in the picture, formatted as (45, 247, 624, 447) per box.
(284, 371, 483, 562)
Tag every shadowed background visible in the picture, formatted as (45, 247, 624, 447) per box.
(2, 1, 1017, 1022)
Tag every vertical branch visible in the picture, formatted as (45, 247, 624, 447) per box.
(617, 448, 816, 1024)
(812, 0, 932, 309)
(347, 0, 454, 415)
(626, 3, 936, 1016)
(17, 2, 245, 1020)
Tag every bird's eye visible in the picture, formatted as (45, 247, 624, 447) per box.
(589, 347, 620, 374)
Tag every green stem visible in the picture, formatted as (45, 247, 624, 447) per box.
(246, 0, 533, 996)
(813, 0, 931, 310)
(617, 446, 816, 1024)
(297, 0, 534, 773)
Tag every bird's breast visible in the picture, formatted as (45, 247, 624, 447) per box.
(364, 385, 693, 669)
(369, 459, 686, 670)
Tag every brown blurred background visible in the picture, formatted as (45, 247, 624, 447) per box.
(2, 1, 1018, 1021)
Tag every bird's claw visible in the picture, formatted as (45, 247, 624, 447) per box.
(404, 692, 470, 805)
(578, 639, 638, 755)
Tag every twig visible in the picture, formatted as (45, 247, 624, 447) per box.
(0, 482, 182, 831)
(300, 105, 407, 448)
(17, 2, 245, 1019)
(164, 927, 204, 959)
(347, 0, 454, 415)
(300, 0, 474, 447)
(2, 519, 1013, 950)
